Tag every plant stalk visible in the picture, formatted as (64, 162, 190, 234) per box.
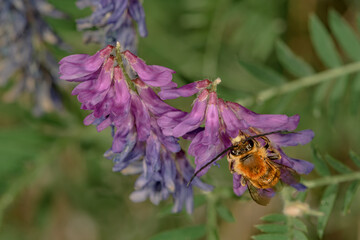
(237, 61, 360, 106)
(304, 171, 360, 188)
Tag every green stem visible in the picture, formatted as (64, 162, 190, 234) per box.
(115, 42, 136, 91)
(236, 61, 360, 106)
(206, 193, 218, 240)
(202, 0, 229, 77)
(304, 172, 360, 188)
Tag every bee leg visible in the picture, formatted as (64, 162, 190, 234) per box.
(241, 177, 246, 186)
(228, 160, 235, 174)
(249, 127, 271, 149)
(267, 148, 281, 160)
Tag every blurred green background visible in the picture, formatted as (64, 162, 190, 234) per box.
(1, 0, 360, 239)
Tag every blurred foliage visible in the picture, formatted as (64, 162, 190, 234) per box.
(1, 0, 360, 240)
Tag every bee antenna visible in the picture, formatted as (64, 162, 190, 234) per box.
(187, 146, 235, 188)
(243, 130, 295, 142)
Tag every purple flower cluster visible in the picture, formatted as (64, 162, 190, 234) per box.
(0, 0, 67, 115)
(158, 78, 314, 197)
(60, 43, 314, 208)
(59, 45, 212, 213)
(76, 0, 147, 51)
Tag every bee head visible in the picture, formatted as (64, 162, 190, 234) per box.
(230, 139, 254, 156)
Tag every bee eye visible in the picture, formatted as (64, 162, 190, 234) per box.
(231, 149, 241, 156)
(246, 139, 254, 150)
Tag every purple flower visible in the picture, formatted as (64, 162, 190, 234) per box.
(124, 51, 176, 88)
(60, 45, 211, 212)
(76, 0, 147, 51)
(158, 78, 314, 201)
(0, 0, 67, 115)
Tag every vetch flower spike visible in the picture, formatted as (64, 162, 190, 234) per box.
(60, 44, 211, 213)
(76, 0, 148, 51)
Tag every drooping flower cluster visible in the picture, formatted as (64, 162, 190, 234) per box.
(0, 0, 67, 115)
(76, 0, 147, 51)
(59, 44, 212, 213)
(158, 78, 314, 198)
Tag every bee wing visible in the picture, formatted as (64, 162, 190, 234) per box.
(246, 179, 274, 206)
(273, 162, 306, 191)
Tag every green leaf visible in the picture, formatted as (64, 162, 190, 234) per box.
(261, 214, 287, 223)
(238, 60, 286, 85)
(275, 41, 314, 77)
(309, 14, 342, 68)
(342, 180, 360, 215)
(349, 150, 360, 168)
(325, 154, 352, 174)
(252, 234, 288, 240)
(149, 225, 206, 240)
(329, 10, 360, 61)
(311, 146, 331, 177)
(328, 76, 348, 121)
(216, 204, 235, 222)
(292, 218, 308, 233)
(350, 74, 360, 114)
(317, 184, 339, 238)
(312, 81, 331, 116)
(293, 229, 308, 240)
(255, 224, 287, 233)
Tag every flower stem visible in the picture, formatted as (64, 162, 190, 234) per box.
(236, 61, 360, 106)
(206, 193, 219, 240)
(202, 0, 230, 77)
(115, 42, 136, 91)
(304, 171, 360, 188)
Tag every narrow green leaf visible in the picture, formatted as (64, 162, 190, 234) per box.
(293, 229, 308, 240)
(312, 83, 330, 117)
(238, 60, 286, 85)
(292, 218, 308, 233)
(317, 184, 339, 238)
(311, 146, 331, 177)
(261, 214, 287, 223)
(328, 76, 348, 121)
(325, 154, 352, 174)
(342, 180, 360, 215)
(252, 234, 288, 240)
(255, 224, 287, 233)
(149, 225, 206, 240)
(216, 204, 235, 223)
(275, 40, 314, 77)
(329, 10, 360, 61)
(309, 14, 342, 68)
(350, 74, 360, 114)
(349, 150, 360, 168)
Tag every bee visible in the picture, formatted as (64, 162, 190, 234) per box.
(187, 129, 300, 206)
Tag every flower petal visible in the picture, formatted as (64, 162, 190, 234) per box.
(268, 129, 315, 147)
(227, 102, 299, 131)
(233, 174, 247, 196)
(274, 149, 314, 175)
(130, 92, 150, 141)
(218, 99, 248, 138)
(158, 79, 211, 100)
(173, 90, 209, 137)
(128, 0, 148, 37)
(124, 51, 175, 87)
(203, 92, 220, 145)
